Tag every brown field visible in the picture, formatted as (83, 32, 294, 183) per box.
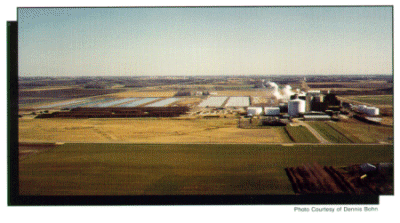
(307, 80, 391, 88)
(170, 97, 204, 107)
(19, 86, 78, 92)
(18, 142, 61, 160)
(251, 96, 277, 106)
(286, 162, 393, 195)
(212, 90, 268, 97)
(309, 88, 376, 92)
(19, 88, 125, 99)
(18, 117, 292, 143)
(109, 90, 177, 98)
(380, 117, 394, 126)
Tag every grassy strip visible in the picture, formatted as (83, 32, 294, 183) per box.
(284, 126, 319, 143)
(324, 122, 363, 143)
(346, 95, 393, 105)
(307, 122, 352, 143)
(19, 143, 393, 196)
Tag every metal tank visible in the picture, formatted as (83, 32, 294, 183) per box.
(288, 99, 306, 117)
(364, 107, 380, 116)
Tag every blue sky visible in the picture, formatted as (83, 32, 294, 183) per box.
(18, 7, 393, 76)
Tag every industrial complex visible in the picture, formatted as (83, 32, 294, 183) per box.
(23, 79, 383, 128)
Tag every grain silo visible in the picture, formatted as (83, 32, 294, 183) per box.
(288, 99, 306, 117)
(305, 94, 313, 112)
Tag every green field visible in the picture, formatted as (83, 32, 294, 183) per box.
(19, 143, 393, 195)
(307, 122, 354, 143)
(284, 126, 320, 143)
(346, 95, 393, 105)
(324, 122, 364, 143)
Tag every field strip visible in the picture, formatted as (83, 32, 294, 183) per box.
(18, 142, 392, 195)
(18, 140, 391, 146)
(324, 122, 358, 143)
(93, 128, 119, 141)
(337, 96, 392, 108)
(291, 121, 330, 144)
(19, 86, 79, 92)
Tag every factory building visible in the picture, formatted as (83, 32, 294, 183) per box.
(290, 92, 307, 100)
(264, 107, 280, 116)
(324, 93, 341, 111)
(307, 90, 321, 96)
(247, 107, 263, 116)
(303, 114, 331, 121)
(279, 103, 288, 113)
(308, 92, 340, 112)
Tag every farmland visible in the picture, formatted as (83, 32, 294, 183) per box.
(342, 95, 393, 106)
(18, 118, 292, 143)
(38, 98, 91, 109)
(284, 126, 320, 143)
(19, 115, 393, 144)
(19, 143, 393, 195)
(330, 118, 393, 143)
(307, 121, 354, 143)
(19, 88, 126, 106)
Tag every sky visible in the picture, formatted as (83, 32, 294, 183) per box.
(18, 6, 393, 77)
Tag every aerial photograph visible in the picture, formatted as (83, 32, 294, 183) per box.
(14, 6, 393, 203)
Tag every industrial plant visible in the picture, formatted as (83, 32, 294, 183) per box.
(239, 80, 382, 128)
(20, 76, 385, 129)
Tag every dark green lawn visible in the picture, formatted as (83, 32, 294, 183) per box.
(19, 143, 393, 195)
(285, 126, 320, 143)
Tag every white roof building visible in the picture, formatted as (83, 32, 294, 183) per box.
(247, 107, 263, 116)
(264, 107, 280, 116)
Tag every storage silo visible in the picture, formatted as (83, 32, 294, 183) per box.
(305, 94, 313, 112)
(288, 99, 306, 117)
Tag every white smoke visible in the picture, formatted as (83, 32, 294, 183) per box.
(265, 81, 295, 101)
(265, 81, 279, 90)
(281, 85, 294, 101)
(265, 81, 280, 99)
